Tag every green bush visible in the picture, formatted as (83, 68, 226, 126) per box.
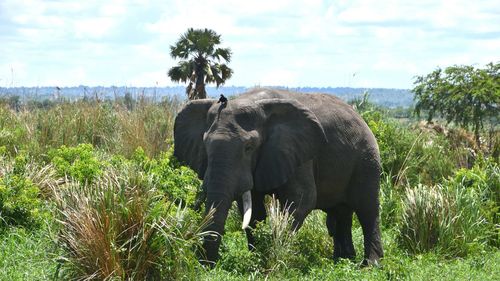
(153, 151, 201, 206)
(363, 111, 421, 185)
(129, 147, 201, 206)
(220, 209, 333, 275)
(0, 175, 45, 229)
(49, 143, 105, 184)
(222, 204, 244, 234)
(0, 155, 48, 229)
(447, 158, 499, 247)
(363, 111, 463, 186)
(218, 231, 261, 274)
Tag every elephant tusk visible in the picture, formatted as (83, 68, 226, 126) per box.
(241, 190, 252, 230)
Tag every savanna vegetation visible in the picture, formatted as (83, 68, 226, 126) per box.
(0, 69, 498, 279)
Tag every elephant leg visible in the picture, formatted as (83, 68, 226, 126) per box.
(351, 161, 384, 266)
(356, 206, 383, 266)
(275, 160, 316, 231)
(352, 168, 384, 266)
(326, 204, 356, 261)
(237, 191, 266, 250)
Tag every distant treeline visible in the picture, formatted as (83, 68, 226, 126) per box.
(0, 86, 413, 108)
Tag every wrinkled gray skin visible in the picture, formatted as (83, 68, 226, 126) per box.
(174, 88, 383, 266)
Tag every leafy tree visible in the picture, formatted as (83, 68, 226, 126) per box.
(168, 28, 233, 100)
(413, 62, 499, 148)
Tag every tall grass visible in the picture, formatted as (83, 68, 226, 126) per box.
(21, 162, 61, 199)
(253, 196, 298, 273)
(379, 172, 402, 229)
(0, 97, 181, 158)
(114, 98, 178, 157)
(52, 167, 214, 280)
(398, 181, 494, 257)
(399, 184, 450, 254)
(0, 104, 30, 154)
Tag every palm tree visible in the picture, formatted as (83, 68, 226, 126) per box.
(168, 28, 233, 100)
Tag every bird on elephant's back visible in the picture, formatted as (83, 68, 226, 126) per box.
(174, 88, 383, 267)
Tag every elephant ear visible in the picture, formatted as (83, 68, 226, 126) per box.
(254, 98, 328, 192)
(174, 99, 216, 179)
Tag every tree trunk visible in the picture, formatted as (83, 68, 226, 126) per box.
(474, 122, 481, 150)
(195, 78, 206, 99)
(194, 59, 207, 99)
(186, 81, 195, 100)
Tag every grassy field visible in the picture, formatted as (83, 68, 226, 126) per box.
(0, 94, 498, 280)
(1, 221, 499, 280)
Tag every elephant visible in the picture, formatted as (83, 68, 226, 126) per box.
(173, 88, 383, 266)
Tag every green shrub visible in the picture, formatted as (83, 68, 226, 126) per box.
(363, 111, 421, 185)
(129, 147, 202, 206)
(49, 143, 105, 184)
(0, 155, 48, 229)
(364, 111, 465, 186)
(447, 158, 499, 247)
(153, 151, 201, 206)
(218, 203, 242, 235)
(221, 208, 332, 275)
(218, 231, 261, 275)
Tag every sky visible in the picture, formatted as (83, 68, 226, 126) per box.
(0, 0, 498, 89)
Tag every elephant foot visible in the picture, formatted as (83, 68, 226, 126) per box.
(360, 258, 382, 268)
(333, 251, 356, 263)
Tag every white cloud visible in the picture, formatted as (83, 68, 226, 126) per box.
(39, 67, 88, 87)
(126, 70, 173, 87)
(257, 68, 299, 87)
(0, 0, 498, 88)
(0, 62, 27, 87)
(73, 18, 118, 39)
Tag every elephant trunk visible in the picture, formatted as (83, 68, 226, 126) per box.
(202, 190, 252, 264)
(201, 160, 253, 264)
(202, 191, 232, 265)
